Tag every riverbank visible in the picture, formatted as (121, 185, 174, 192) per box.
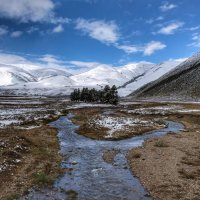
(0, 125, 63, 200)
(128, 114, 200, 200)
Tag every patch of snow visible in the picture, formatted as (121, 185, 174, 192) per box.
(0, 119, 21, 128)
(67, 103, 114, 109)
(118, 60, 183, 96)
(90, 116, 151, 138)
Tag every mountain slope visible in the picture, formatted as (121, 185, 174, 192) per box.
(0, 64, 37, 86)
(118, 60, 183, 97)
(71, 65, 129, 87)
(0, 58, 186, 97)
(131, 53, 200, 101)
(13, 64, 72, 80)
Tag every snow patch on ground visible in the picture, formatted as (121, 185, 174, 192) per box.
(0, 119, 21, 128)
(67, 103, 114, 109)
(89, 116, 152, 138)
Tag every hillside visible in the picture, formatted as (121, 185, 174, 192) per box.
(117, 60, 183, 97)
(0, 64, 37, 86)
(131, 53, 200, 101)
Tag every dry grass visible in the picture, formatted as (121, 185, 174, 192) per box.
(71, 107, 165, 140)
(154, 140, 169, 147)
(0, 126, 63, 200)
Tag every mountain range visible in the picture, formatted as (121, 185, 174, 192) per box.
(0, 55, 195, 97)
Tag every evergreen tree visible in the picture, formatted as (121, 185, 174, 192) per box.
(109, 85, 119, 105)
(70, 85, 119, 105)
(102, 85, 111, 103)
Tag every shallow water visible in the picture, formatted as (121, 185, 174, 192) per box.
(21, 113, 184, 200)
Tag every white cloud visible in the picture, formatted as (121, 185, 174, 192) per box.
(0, 0, 69, 24)
(117, 41, 166, 55)
(187, 26, 200, 31)
(69, 61, 99, 68)
(0, 53, 28, 64)
(143, 41, 166, 55)
(39, 54, 65, 64)
(67, 61, 102, 74)
(160, 2, 177, 12)
(146, 16, 164, 24)
(27, 27, 39, 34)
(53, 24, 64, 33)
(75, 18, 119, 44)
(0, 52, 74, 73)
(116, 45, 141, 54)
(189, 33, 200, 47)
(0, 26, 8, 36)
(75, 18, 166, 56)
(156, 21, 184, 35)
(11, 31, 23, 38)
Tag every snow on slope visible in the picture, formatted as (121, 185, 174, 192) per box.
(0, 64, 36, 86)
(118, 60, 184, 97)
(13, 64, 71, 80)
(25, 75, 76, 88)
(117, 62, 154, 80)
(71, 65, 129, 87)
(1, 75, 77, 96)
(131, 52, 200, 100)
(0, 58, 185, 97)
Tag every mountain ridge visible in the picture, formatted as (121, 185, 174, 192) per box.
(0, 57, 186, 96)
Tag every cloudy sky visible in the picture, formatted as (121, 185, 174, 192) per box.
(0, 0, 199, 73)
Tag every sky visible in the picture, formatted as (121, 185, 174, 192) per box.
(0, 0, 200, 73)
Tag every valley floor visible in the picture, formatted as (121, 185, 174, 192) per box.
(70, 101, 200, 200)
(0, 97, 200, 199)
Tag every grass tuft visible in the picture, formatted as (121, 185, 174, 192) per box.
(154, 140, 169, 147)
(32, 172, 53, 186)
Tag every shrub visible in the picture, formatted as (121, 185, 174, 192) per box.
(32, 172, 53, 186)
(154, 140, 169, 147)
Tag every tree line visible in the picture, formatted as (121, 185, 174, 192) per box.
(70, 85, 119, 105)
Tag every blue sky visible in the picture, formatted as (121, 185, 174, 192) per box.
(0, 0, 200, 73)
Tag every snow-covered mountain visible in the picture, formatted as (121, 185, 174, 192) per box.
(118, 60, 184, 97)
(117, 62, 154, 80)
(0, 58, 185, 96)
(13, 64, 72, 80)
(0, 64, 36, 86)
(131, 53, 200, 101)
(71, 65, 129, 87)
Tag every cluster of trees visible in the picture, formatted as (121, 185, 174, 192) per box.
(70, 85, 119, 105)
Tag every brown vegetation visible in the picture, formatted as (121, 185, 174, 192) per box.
(0, 126, 63, 200)
(71, 107, 165, 140)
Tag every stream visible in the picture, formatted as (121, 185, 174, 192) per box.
(21, 113, 184, 200)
